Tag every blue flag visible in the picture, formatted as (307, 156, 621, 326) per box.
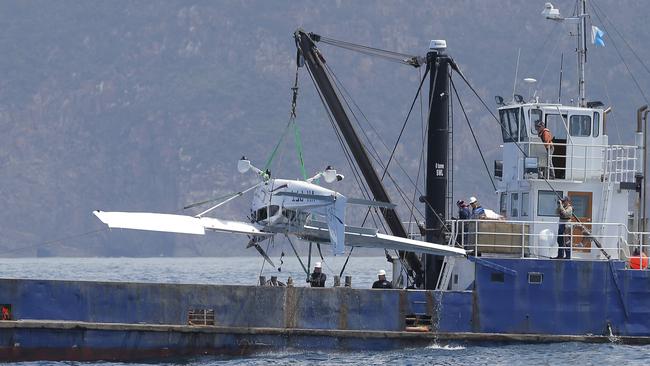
(592, 26, 605, 47)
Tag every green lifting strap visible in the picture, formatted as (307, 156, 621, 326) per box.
(293, 121, 307, 180)
(263, 121, 291, 172)
(264, 67, 308, 180)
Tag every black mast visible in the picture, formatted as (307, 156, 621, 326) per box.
(424, 46, 451, 289)
(294, 30, 424, 285)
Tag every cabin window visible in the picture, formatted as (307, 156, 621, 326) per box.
(499, 192, 508, 216)
(537, 190, 563, 216)
(499, 108, 522, 143)
(530, 109, 543, 134)
(511, 193, 519, 217)
(521, 192, 529, 217)
(519, 108, 528, 141)
(569, 115, 591, 136)
(593, 112, 600, 137)
(545, 114, 567, 139)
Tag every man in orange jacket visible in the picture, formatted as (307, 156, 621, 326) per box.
(535, 120, 555, 179)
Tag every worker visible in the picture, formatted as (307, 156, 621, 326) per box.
(555, 196, 573, 259)
(372, 269, 393, 289)
(469, 197, 486, 219)
(309, 262, 327, 287)
(456, 200, 471, 220)
(535, 120, 555, 179)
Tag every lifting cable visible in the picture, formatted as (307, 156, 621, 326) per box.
(311, 65, 390, 233)
(450, 78, 497, 191)
(591, 0, 650, 76)
(325, 63, 430, 223)
(324, 57, 451, 235)
(317, 36, 422, 67)
(263, 67, 308, 179)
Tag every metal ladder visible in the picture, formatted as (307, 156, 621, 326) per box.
(435, 256, 456, 291)
(598, 148, 615, 237)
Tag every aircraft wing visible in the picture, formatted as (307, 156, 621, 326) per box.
(93, 211, 272, 237)
(300, 222, 466, 257)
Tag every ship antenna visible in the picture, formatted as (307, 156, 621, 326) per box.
(511, 48, 521, 103)
(577, 0, 587, 107)
(558, 52, 564, 103)
(542, 0, 588, 107)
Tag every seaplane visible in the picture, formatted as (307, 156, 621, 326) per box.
(94, 157, 466, 263)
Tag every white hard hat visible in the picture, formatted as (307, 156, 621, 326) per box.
(315, 262, 322, 268)
(378, 269, 386, 276)
(469, 196, 478, 204)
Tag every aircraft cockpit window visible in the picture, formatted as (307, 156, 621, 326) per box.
(255, 205, 279, 221)
(256, 207, 268, 221)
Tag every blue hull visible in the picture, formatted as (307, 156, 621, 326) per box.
(1, 258, 649, 360)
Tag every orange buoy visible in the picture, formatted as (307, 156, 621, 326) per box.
(629, 253, 649, 269)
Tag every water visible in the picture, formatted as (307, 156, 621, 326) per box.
(1, 256, 649, 365)
(0, 256, 390, 287)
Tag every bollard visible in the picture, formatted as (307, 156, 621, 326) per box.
(259, 276, 266, 286)
(333, 275, 341, 287)
(287, 277, 293, 287)
(344, 275, 352, 287)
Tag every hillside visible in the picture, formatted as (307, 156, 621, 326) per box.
(0, 0, 648, 257)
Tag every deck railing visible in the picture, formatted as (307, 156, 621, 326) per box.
(441, 219, 649, 267)
(524, 142, 637, 183)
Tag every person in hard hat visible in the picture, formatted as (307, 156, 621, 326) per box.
(535, 120, 555, 179)
(372, 269, 393, 289)
(309, 262, 327, 287)
(554, 196, 573, 259)
(469, 197, 486, 219)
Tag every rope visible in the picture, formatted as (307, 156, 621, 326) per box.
(318, 36, 421, 67)
(293, 122, 307, 180)
(450, 78, 497, 191)
(264, 67, 309, 178)
(285, 235, 309, 276)
(589, 1, 649, 105)
(590, 0, 650, 76)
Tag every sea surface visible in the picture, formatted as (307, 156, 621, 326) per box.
(1, 256, 649, 365)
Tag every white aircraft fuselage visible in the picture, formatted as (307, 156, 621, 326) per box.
(250, 179, 346, 252)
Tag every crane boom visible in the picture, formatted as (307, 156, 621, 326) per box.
(294, 29, 424, 286)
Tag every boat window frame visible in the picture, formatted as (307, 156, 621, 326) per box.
(545, 113, 568, 140)
(530, 109, 543, 134)
(537, 190, 563, 217)
(511, 192, 519, 217)
(593, 111, 600, 137)
(521, 192, 529, 217)
(519, 108, 528, 141)
(499, 107, 523, 143)
(499, 192, 508, 216)
(569, 114, 592, 137)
